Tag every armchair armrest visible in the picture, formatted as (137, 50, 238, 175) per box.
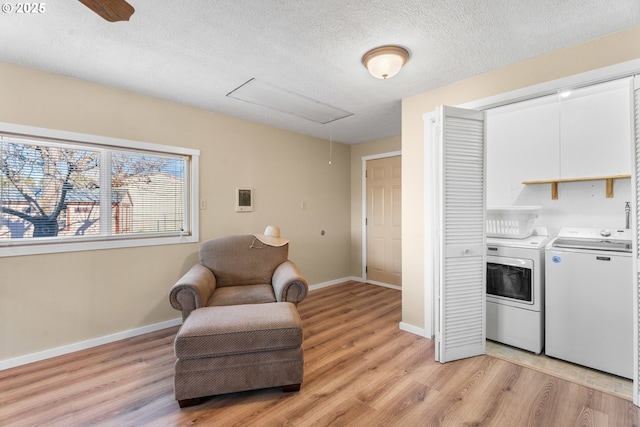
(272, 260, 308, 304)
(169, 264, 216, 320)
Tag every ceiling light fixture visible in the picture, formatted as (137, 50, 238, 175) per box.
(559, 90, 572, 98)
(362, 45, 410, 80)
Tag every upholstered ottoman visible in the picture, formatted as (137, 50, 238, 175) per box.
(173, 302, 304, 407)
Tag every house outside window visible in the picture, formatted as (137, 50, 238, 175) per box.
(0, 123, 199, 257)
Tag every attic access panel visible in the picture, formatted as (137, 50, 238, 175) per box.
(227, 78, 353, 124)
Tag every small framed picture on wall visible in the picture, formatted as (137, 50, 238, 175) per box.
(236, 187, 253, 212)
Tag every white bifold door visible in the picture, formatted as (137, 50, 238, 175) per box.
(430, 106, 487, 363)
(630, 75, 640, 406)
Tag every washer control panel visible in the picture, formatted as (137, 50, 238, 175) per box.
(557, 227, 630, 241)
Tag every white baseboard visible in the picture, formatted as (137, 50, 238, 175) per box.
(308, 276, 362, 291)
(399, 322, 428, 338)
(1, 277, 354, 370)
(0, 317, 183, 371)
(2, 277, 394, 371)
(365, 279, 401, 291)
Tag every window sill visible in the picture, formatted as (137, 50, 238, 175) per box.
(0, 234, 198, 258)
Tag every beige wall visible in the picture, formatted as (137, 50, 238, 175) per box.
(0, 61, 352, 362)
(349, 136, 402, 277)
(401, 26, 640, 331)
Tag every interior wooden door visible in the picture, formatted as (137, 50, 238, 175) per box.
(433, 105, 487, 363)
(366, 156, 402, 287)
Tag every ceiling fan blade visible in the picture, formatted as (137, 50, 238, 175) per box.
(78, 0, 135, 22)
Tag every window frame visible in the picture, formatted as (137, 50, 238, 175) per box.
(0, 121, 200, 257)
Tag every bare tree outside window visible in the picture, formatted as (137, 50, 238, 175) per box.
(0, 143, 99, 238)
(0, 139, 185, 240)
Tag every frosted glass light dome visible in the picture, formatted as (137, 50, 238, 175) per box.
(362, 46, 410, 79)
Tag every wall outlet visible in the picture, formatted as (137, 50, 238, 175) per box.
(200, 199, 207, 210)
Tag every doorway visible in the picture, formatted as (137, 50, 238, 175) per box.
(365, 155, 402, 288)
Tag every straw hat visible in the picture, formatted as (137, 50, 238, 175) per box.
(254, 225, 289, 247)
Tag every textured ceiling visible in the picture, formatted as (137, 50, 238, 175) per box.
(0, 1, 638, 144)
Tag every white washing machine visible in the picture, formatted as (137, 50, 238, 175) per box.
(545, 227, 633, 379)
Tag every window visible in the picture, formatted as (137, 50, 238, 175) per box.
(0, 122, 199, 257)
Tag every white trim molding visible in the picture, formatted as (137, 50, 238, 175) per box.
(2, 276, 401, 371)
(366, 279, 401, 291)
(400, 322, 428, 337)
(0, 317, 183, 371)
(309, 276, 362, 291)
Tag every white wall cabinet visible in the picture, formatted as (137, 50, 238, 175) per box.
(486, 77, 632, 206)
(486, 94, 559, 206)
(559, 78, 632, 179)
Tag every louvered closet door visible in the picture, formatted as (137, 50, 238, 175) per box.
(435, 106, 487, 363)
(631, 75, 640, 406)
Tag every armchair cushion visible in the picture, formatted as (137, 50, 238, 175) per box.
(206, 284, 275, 306)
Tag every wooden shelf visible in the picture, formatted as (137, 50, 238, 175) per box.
(522, 174, 631, 199)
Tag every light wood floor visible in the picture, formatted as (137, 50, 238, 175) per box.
(2, 281, 639, 426)
(487, 340, 633, 400)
